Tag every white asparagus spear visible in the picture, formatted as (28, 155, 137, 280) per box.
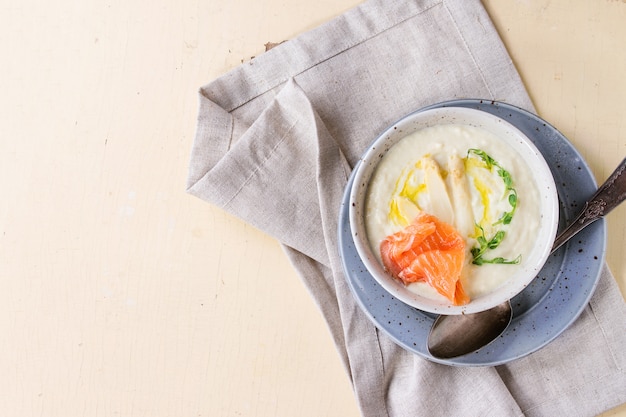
(391, 195, 421, 226)
(422, 156, 454, 225)
(447, 154, 475, 237)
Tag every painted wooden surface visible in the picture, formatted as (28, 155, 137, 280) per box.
(1, 0, 624, 415)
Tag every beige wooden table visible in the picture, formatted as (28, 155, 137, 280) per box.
(2, 1, 625, 416)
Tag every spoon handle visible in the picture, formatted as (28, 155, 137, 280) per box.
(552, 157, 626, 252)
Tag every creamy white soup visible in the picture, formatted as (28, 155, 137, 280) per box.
(365, 124, 541, 302)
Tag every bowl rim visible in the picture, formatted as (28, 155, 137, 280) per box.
(348, 106, 559, 315)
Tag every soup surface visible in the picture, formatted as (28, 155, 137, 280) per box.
(365, 123, 541, 303)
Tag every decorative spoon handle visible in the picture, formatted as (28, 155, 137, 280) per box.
(552, 157, 626, 252)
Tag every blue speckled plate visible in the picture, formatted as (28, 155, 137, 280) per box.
(338, 99, 607, 366)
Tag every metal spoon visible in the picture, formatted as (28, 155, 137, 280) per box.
(427, 156, 626, 360)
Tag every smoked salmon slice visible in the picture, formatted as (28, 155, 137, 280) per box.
(380, 212, 469, 305)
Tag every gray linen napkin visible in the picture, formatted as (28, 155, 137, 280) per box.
(187, 0, 626, 415)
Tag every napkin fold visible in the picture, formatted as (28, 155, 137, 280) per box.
(187, 0, 626, 415)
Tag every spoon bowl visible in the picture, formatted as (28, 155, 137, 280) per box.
(428, 301, 512, 359)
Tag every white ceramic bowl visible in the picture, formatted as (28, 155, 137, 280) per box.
(349, 106, 559, 315)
